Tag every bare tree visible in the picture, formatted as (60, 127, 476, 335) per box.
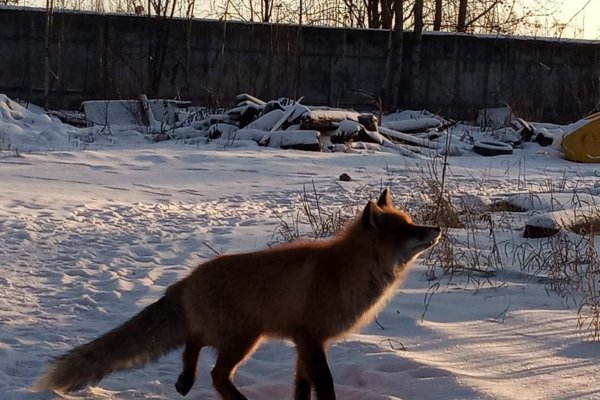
(384, 0, 404, 107)
(262, 0, 273, 21)
(22, 0, 573, 38)
(457, 0, 467, 32)
(410, 0, 423, 103)
(381, 0, 393, 29)
(432, 0, 442, 31)
(146, 0, 178, 97)
(44, 0, 55, 109)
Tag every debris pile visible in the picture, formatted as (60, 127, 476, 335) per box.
(178, 94, 450, 158)
(1, 93, 571, 158)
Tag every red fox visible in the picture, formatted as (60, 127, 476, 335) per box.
(32, 189, 440, 400)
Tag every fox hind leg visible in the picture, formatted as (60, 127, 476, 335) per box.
(175, 338, 203, 396)
(211, 336, 261, 400)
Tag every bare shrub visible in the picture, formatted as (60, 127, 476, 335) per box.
(269, 166, 600, 341)
(410, 162, 600, 339)
(569, 213, 600, 236)
(269, 182, 363, 245)
(577, 231, 600, 341)
(509, 227, 600, 340)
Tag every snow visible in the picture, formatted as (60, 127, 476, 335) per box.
(526, 205, 600, 231)
(303, 109, 360, 123)
(381, 118, 441, 132)
(266, 130, 320, 149)
(245, 109, 285, 131)
(83, 100, 146, 126)
(378, 126, 438, 149)
(271, 104, 310, 132)
(382, 110, 444, 124)
(333, 120, 362, 140)
(500, 193, 600, 212)
(2, 94, 600, 399)
(477, 107, 512, 129)
(0, 95, 81, 151)
(224, 128, 268, 143)
(472, 140, 513, 151)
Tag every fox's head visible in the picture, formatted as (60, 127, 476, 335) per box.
(361, 188, 441, 267)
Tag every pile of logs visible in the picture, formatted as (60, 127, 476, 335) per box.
(196, 94, 444, 157)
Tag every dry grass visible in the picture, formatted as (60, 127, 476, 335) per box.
(269, 181, 365, 245)
(569, 213, 600, 235)
(270, 157, 600, 340)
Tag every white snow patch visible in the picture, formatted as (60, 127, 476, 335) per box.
(382, 118, 441, 132)
(1, 94, 600, 400)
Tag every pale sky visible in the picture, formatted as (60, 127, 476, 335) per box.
(550, 0, 600, 39)
(19, 0, 600, 40)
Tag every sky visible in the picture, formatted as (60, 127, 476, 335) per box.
(552, 0, 600, 39)
(14, 0, 600, 40)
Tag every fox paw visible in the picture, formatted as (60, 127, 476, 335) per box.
(175, 374, 194, 396)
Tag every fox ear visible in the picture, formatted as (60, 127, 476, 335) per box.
(362, 201, 381, 230)
(377, 188, 392, 208)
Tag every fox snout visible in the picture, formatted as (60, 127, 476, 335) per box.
(406, 225, 441, 256)
(420, 225, 441, 246)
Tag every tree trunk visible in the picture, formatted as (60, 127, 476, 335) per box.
(147, 0, 178, 98)
(367, 0, 381, 29)
(262, 0, 272, 22)
(433, 0, 442, 31)
(381, 0, 393, 29)
(382, 0, 404, 109)
(410, 0, 423, 106)
(44, 0, 54, 109)
(457, 0, 468, 32)
(391, 0, 404, 107)
(413, 0, 423, 34)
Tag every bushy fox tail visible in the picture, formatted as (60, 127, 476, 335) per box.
(31, 286, 187, 393)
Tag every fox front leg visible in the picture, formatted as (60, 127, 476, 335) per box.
(294, 335, 336, 400)
(294, 352, 312, 400)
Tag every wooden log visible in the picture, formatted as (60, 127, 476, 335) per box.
(221, 128, 267, 142)
(227, 104, 260, 127)
(271, 104, 310, 132)
(358, 114, 378, 131)
(263, 100, 286, 114)
(330, 120, 361, 143)
(358, 129, 388, 145)
(382, 118, 441, 133)
(207, 123, 238, 139)
(235, 93, 266, 106)
(378, 126, 438, 149)
(265, 130, 322, 151)
(246, 110, 285, 131)
(301, 109, 361, 130)
(259, 104, 310, 145)
(139, 94, 161, 132)
(380, 137, 427, 159)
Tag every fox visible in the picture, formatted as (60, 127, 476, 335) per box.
(31, 188, 441, 400)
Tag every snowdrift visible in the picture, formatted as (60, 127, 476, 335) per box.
(0, 94, 79, 150)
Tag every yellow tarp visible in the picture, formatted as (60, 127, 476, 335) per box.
(561, 112, 600, 163)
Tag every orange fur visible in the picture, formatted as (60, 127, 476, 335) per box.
(32, 189, 440, 400)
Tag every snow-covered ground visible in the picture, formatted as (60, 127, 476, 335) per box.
(2, 96, 600, 400)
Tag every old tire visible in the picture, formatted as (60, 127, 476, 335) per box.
(473, 140, 513, 156)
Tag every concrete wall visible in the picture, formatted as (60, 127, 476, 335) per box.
(1, 7, 599, 123)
